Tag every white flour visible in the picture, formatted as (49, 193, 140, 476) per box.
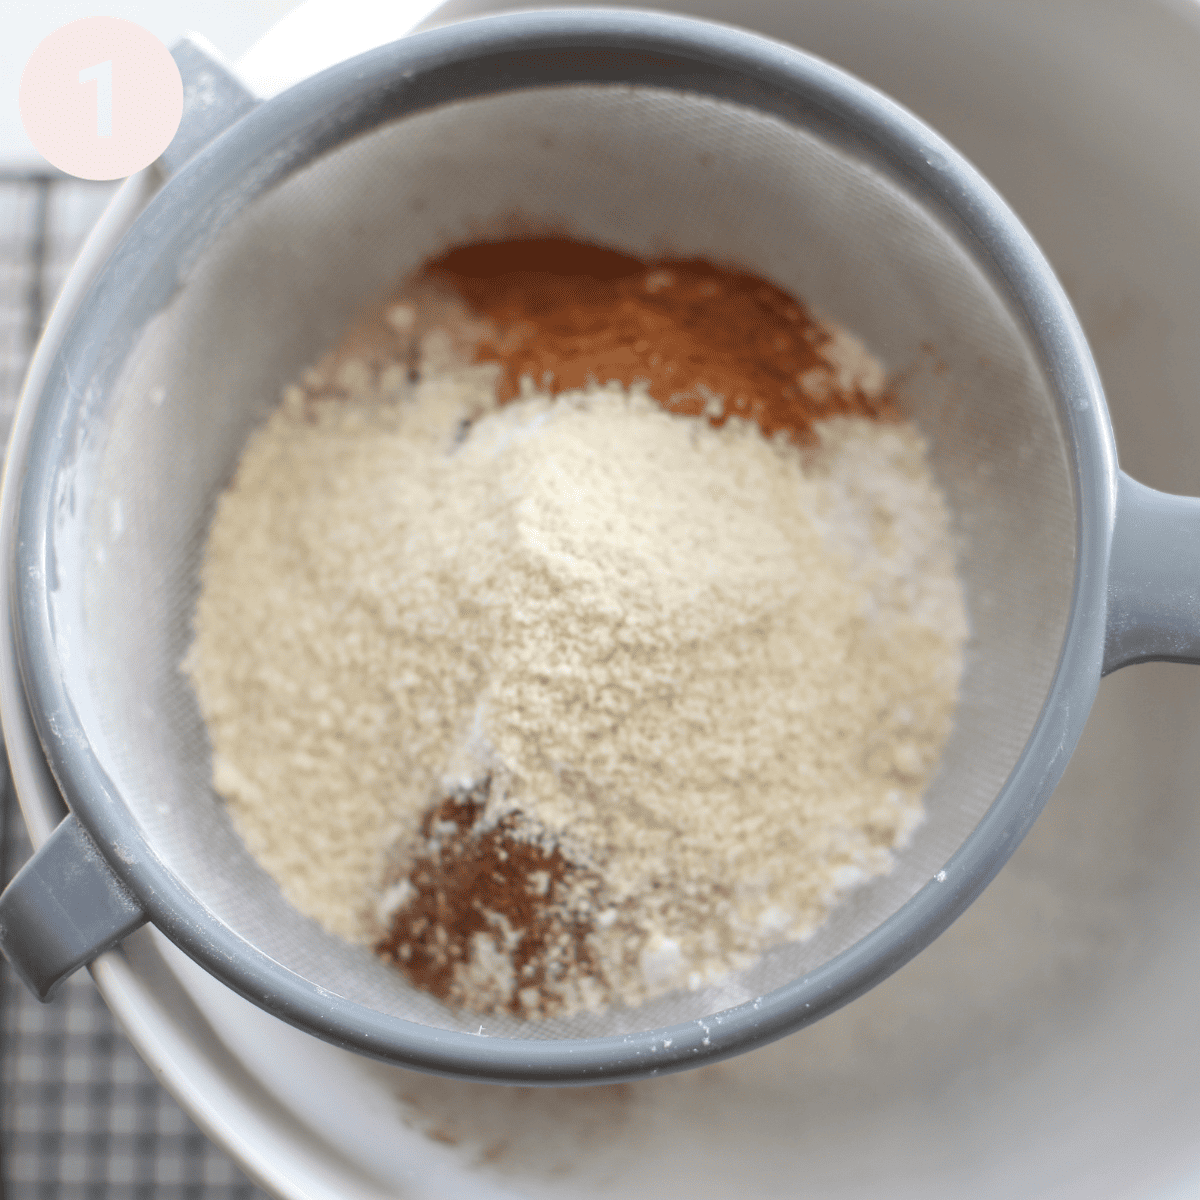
(186, 328, 967, 1015)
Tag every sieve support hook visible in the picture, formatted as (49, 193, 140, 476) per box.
(157, 35, 259, 180)
(1103, 471, 1200, 674)
(0, 814, 147, 1002)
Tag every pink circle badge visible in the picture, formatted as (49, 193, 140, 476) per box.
(20, 17, 183, 181)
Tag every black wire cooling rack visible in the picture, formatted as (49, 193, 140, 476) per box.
(0, 173, 271, 1200)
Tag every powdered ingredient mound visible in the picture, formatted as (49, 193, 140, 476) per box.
(185, 321, 966, 1014)
(424, 238, 896, 440)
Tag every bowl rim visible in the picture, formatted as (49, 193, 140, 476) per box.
(9, 6, 1116, 1084)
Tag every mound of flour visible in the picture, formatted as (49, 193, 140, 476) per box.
(186, 344, 966, 1014)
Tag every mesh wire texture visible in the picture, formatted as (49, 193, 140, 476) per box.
(0, 172, 270, 1200)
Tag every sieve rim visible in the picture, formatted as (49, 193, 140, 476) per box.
(9, 7, 1115, 1084)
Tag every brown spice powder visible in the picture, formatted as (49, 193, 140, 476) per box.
(424, 237, 898, 442)
(375, 779, 608, 1017)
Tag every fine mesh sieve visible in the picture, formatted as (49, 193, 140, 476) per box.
(3, 10, 1198, 1085)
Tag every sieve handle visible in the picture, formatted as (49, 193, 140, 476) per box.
(0, 814, 147, 1001)
(157, 35, 259, 179)
(1104, 471, 1200, 674)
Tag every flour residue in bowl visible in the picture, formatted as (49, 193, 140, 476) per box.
(184, 239, 967, 1018)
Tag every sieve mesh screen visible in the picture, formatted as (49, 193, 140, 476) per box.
(67, 85, 1074, 1039)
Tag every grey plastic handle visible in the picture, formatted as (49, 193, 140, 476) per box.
(0, 38, 257, 1003)
(0, 815, 145, 1000)
(1104, 471, 1200, 674)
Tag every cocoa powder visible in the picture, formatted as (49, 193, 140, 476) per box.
(424, 237, 897, 441)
